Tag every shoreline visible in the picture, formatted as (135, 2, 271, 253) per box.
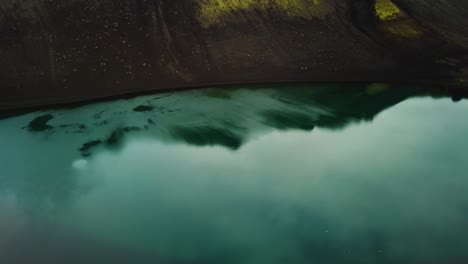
(1, 79, 467, 119)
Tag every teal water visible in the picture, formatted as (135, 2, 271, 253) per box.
(1, 85, 468, 264)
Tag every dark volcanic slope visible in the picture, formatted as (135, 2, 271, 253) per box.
(0, 0, 467, 109)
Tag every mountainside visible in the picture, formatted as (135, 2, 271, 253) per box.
(1, 0, 467, 109)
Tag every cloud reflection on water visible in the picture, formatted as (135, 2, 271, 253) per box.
(0, 84, 468, 264)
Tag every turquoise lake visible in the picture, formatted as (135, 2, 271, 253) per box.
(0, 84, 468, 264)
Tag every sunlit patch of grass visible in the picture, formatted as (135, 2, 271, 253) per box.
(374, 0, 424, 38)
(374, 0, 401, 21)
(197, 0, 334, 28)
(383, 20, 424, 38)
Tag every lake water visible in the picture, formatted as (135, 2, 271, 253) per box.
(1, 84, 468, 264)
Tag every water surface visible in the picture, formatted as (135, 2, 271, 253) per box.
(1, 84, 468, 264)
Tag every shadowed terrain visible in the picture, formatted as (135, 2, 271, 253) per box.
(1, 0, 467, 109)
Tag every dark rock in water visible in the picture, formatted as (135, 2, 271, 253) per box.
(106, 127, 141, 146)
(79, 140, 103, 156)
(27, 114, 54, 132)
(78, 126, 141, 156)
(133, 105, 154, 112)
(0, 0, 467, 109)
(58, 123, 87, 130)
(170, 126, 242, 150)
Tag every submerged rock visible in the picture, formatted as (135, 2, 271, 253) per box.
(27, 114, 54, 132)
(133, 105, 154, 112)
